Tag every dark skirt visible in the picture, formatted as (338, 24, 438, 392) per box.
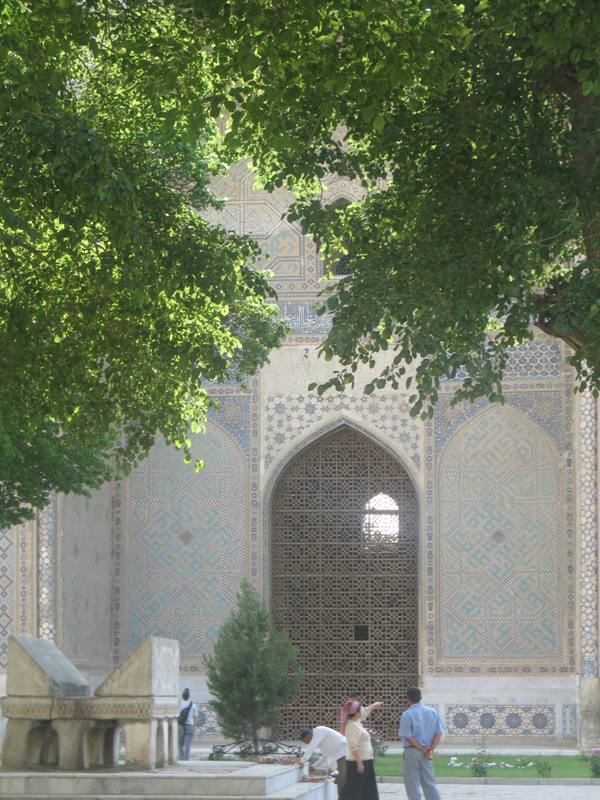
(340, 759, 378, 800)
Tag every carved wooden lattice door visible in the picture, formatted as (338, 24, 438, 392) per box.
(271, 425, 419, 739)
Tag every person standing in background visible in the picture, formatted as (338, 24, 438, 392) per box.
(399, 687, 445, 800)
(178, 687, 198, 761)
(339, 698, 383, 800)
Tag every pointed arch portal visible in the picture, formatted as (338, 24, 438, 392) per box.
(271, 424, 419, 738)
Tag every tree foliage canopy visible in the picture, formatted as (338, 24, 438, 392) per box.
(0, 0, 286, 526)
(199, 0, 600, 414)
(205, 581, 303, 746)
(4, 1, 600, 525)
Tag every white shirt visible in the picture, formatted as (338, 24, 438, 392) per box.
(180, 699, 198, 727)
(302, 726, 347, 769)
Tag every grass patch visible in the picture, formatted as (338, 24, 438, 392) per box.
(374, 753, 590, 779)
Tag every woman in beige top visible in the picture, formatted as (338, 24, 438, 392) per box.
(338, 699, 383, 800)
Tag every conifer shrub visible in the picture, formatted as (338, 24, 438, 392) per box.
(205, 581, 303, 749)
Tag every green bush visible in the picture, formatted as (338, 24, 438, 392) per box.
(535, 759, 552, 778)
(469, 740, 488, 778)
(205, 581, 303, 748)
(590, 749, 600, 778)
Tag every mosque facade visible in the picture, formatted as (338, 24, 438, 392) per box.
(1, 162, 598, 747)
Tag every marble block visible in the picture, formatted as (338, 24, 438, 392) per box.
(6, 636, 90, 698)
(95, 637, 179, 698)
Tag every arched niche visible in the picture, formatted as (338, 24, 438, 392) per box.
(437, 403, 565, 667)
(125, 419, 249, 667)
(270, 423, 419, 739)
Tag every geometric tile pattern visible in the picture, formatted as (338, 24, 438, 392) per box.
(435, 391, 564, 455)
(579, 391, 598, 678)
(277, 301, 332, 334)
(450, 340, 563, 381)
(205, 161, 320, 301)
(265, 393, 421, 470)
(447, 704, 556, 737)
(271, 425, 419, 739)
(0, 526, 16, 670)
(122, 400, 251, 670)
(0, 517, 39, 671)
(17, 520, 36, 639)
(438, 404, 567, 665)
(562, 704, 577, 738)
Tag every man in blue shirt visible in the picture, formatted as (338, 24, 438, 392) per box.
(398, 687, 445, 800)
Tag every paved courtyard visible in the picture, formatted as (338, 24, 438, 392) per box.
(379, 783, 599, 799)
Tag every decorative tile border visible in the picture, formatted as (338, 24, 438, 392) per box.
(562, 704, 577, 738)
(37, 495, 57, 641)
(277, 302, 331, 334)
(579, 392, 598, 678)
(1, 518, 37, 671)
(17, 521, 35, 637)
(111, 479, 124, 666)
(446, 704, 556, 737)
(0, 526, 17, 669)
(249, 377, 260, 588)
(208, 161, 322, 300)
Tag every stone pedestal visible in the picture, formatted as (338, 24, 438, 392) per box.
(2, 719, 35, 770)
(86, 725, 106, 768)
(1, 635, 180, 771)
(169, 718, 178, 764)
(52, 720, 89, 770)
(121, 720, 155, 769)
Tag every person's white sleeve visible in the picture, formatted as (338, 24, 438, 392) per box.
(302, 728, 325, 762)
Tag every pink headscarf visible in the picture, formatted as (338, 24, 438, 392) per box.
(339, 698, 361, 733)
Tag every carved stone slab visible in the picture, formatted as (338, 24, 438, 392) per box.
(95, 636, 179, 699)
(6, 636, 90, 698)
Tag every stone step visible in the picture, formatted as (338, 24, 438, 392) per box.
(0, 766, 335, 800)
(1, 777, 332, 800)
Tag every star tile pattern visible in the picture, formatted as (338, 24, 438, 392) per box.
(265, 393, 421, 470)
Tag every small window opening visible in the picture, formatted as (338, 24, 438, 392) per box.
(354, 624, 369, 641)
(362, 493, 400, 544)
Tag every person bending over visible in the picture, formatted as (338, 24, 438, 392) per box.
(299, 725, 347, 796)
